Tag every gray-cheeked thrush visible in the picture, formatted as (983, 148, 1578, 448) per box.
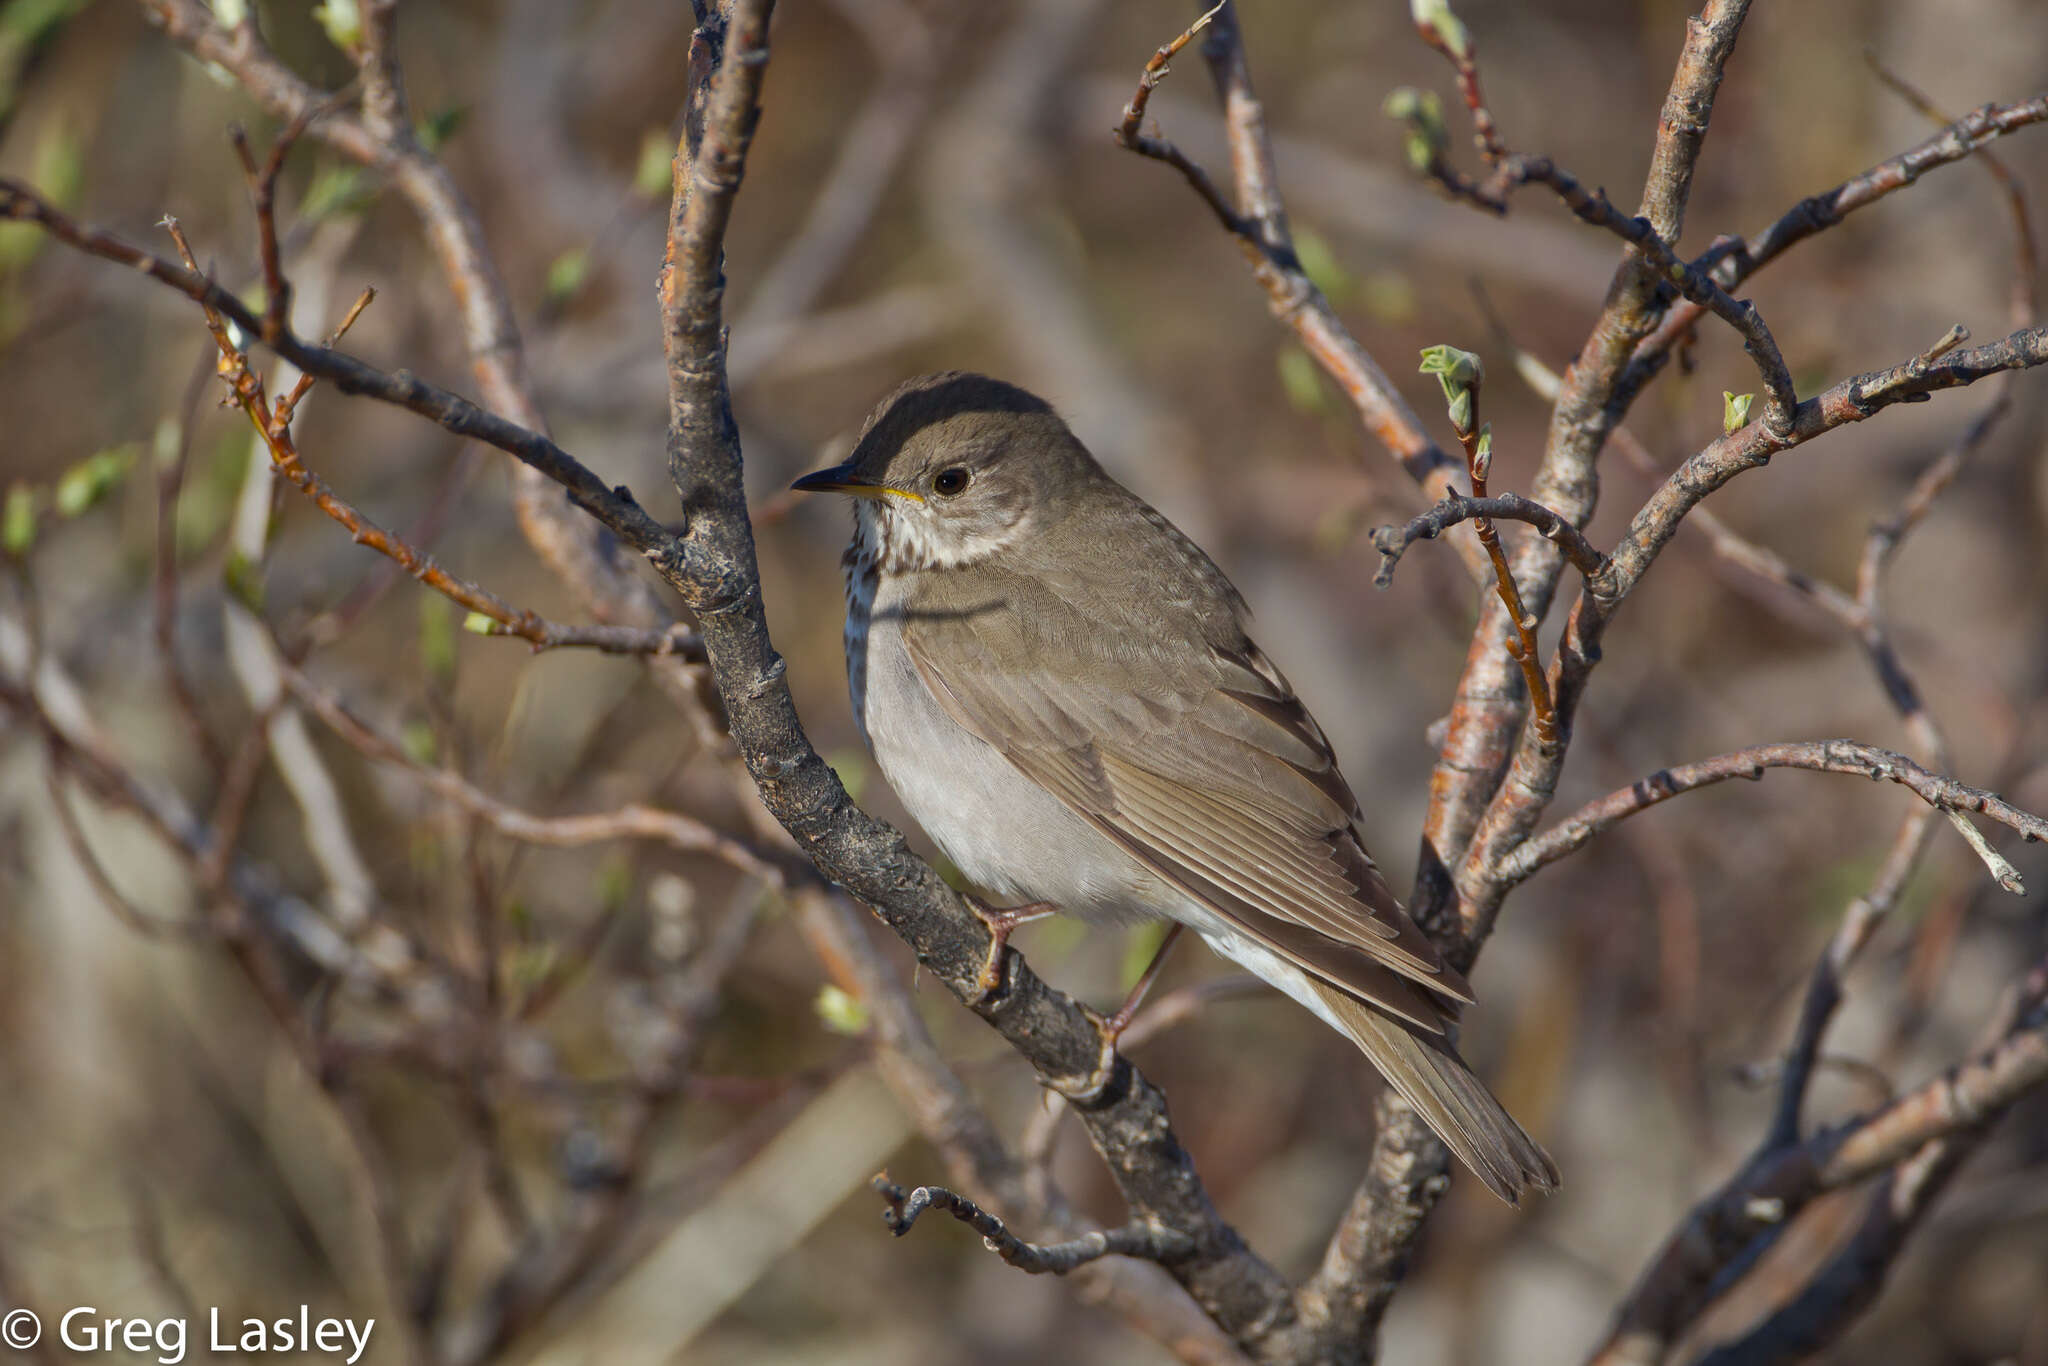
(794, 372, 1558, 1204)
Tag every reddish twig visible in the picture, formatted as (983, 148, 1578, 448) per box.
(1372, 492, 1611, 593)
(1414, 10, 1505, 164)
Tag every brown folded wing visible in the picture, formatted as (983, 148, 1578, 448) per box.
(896, 553, 1470, 1020)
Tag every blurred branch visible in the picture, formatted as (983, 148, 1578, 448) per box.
(280, 663, 797, 883)
(1591, 958, 2048, 1366)
(138, 0, 674, 631)
(726, 0, 943, 384)
(8, 18, 1280, 1362)
(1116, 0, 1487, 580)
(1686, 1141, 1967, 1366)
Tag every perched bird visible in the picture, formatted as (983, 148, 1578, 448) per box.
(794, 372, 1557, 1203)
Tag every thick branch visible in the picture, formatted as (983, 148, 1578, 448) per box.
(652, 2, 1294, 1350)
(5, 36, 1294, 1360)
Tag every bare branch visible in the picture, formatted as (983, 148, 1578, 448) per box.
(1116, 2, 1486, 580)
(1371, 492, 1611, 592)
(1591, 962, 2048, 1366)
(1626, 92, 2048, 388)
(874, 1177, 1194, 1275)
(1500, 739, 2046, 886)
(0, 179, 675, 559)
(280, 664, 796, 883)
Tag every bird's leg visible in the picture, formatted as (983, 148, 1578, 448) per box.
(1051, 924, 1186, 1105)
(1103, 923, 1184, 1040)
(963, 897, 1060, 1004)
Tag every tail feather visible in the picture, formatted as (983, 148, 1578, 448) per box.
(1307, 980, 1559, 1204)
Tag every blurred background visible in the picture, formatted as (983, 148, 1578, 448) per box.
(3, 1, 2047, 1363)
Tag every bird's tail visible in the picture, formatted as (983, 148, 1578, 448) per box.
(1306, 980, 1559, 1205)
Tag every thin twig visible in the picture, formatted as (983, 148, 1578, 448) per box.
(1500, 739, 2046, 886)
(1371, 492, 1611, 590)
(874, 1176, 1194, 1274)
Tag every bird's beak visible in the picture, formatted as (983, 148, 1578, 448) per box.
(790, 463, 925, 504)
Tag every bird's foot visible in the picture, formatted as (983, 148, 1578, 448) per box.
(1046, 1003, 1124, 1105)
(963, 897, 1059, 1006)
(1047, 926, 1185, 1105)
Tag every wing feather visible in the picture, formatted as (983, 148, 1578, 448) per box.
(899, 560, 1471, 1011)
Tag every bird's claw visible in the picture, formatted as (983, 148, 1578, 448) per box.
(962, 898, 1058, 1007)
(1044, 1002, 1124, 1105)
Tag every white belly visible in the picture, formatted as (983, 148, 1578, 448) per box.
(844, 567, 1339, 1030)
(851, 570, 1171, 924)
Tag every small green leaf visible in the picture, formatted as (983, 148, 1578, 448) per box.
(1276, 345, 1333, 416)
(415, 105, 467, 155)
(595, 857, 634, 913)
(1411, 0, 1472, 60)
(1357, 269, 1417, 326)
(301, 163, 375, 221)
(1120, 921, 1170, 992)
(222, 546, 265, 612)
(1292, 228, 1354, 307)
(419, 595, 456, 686)
(400, 718, 437, 765)
(313, 0, 362, 50)
(53, 443, 137, 517)
(151, 416, 182, 469)
(3, 483, 37, 556)
(1722, 390, 1755, 435)
(826, 748, 870, 804)
(210, 0, 248, 26)
(1, 0, 89, 52)
(1382, 87, 1447, 175)
(1418, 343, 1483, 391)
(462, 610, 497, 636)
(1445, 388, 1473, 434)
(814, 984, 871, 1036)
(507, 942, 558, 989)
(544, 247, 592, 306)
(0, 118, 84, 271)
(634, 128, 676, 200)
(1419, 344, 1484, 434)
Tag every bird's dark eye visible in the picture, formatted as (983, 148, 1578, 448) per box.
(932, 466, 971, 497)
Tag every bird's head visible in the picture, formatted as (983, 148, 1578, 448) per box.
(792, 372, 1104, 570)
